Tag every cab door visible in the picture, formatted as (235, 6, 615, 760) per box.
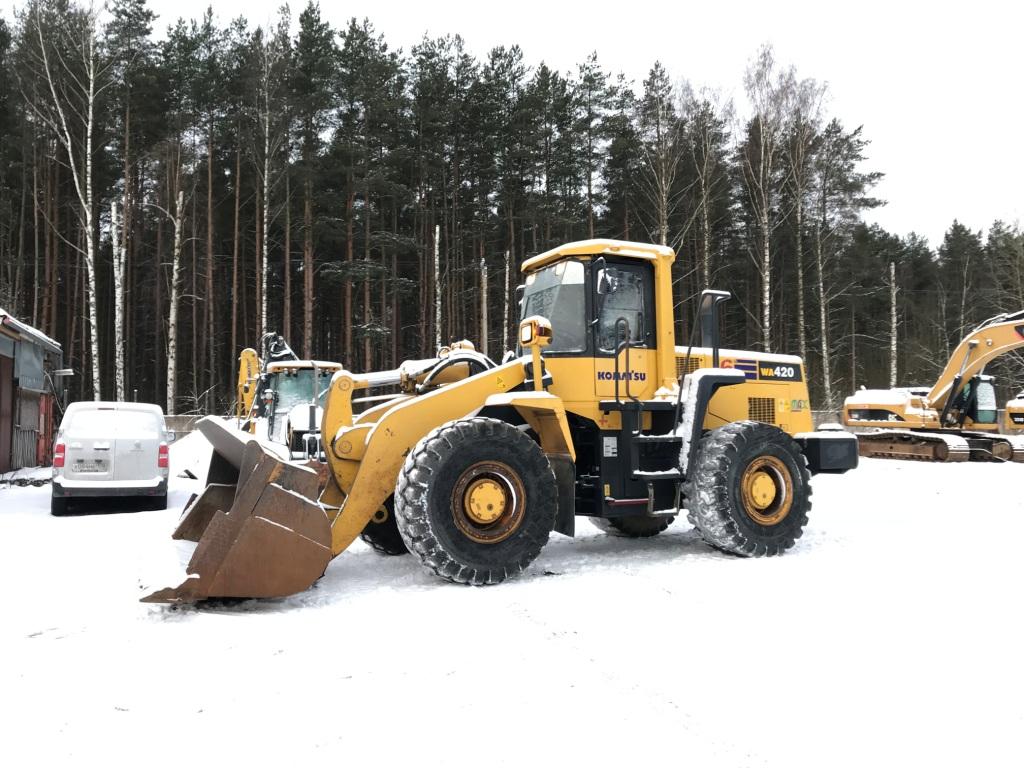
(592, 261, 657, 400)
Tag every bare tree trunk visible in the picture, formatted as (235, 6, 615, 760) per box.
(111, 201, 126, 401)
(206, 128, 215, 410)
(284, 171, 291, 343)
(363, 181, 372, 371)
(255, 185, 262, 338)
(761, 219, 771, 352)
(890, 260, 898, 388)
(231, 148, 240, 365)
(433, 224, 441, 353)
(480, 256, 488, 356)
(191, 194, 198, 405)
(502, 250, 510, 355)
(814, 221, 833, 408)
(166, 191, 184, 415)
(303, 176, 313, 358)
(795, 199, 807, 366)
(31, 144, 39, 327)
(261, 119, 270, 337)
(344, 184, 353, 358)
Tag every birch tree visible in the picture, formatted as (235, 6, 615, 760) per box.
(812, 120, 882, 407)
(164, 190, 184, 414)
(21, 1, 111, 399)
(637, 61, 685, 247)
(681, 88, 732, 290)
(111, 201, 126, 400)
(781, 77, 825, 367)
(738, 44, 792, 352)
(252, 15, 291, 339)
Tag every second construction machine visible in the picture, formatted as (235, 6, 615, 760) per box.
(842, 310, 1024, 461)
(147, 239, 858, 603)
(233, 332, 342, 459)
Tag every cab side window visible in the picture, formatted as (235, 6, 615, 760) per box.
(595, 264, 653, 353)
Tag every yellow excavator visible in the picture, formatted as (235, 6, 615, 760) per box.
(146, 239, 858, 604)
(842, 310, 1024, 461)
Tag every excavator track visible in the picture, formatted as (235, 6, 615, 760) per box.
(856, 429, 1024, 462)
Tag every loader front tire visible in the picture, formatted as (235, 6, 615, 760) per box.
(590, 515, 675, 537)
(395, 417, 557, 585)
(684, 421, 811, 557)
(360, 496, 409, 556)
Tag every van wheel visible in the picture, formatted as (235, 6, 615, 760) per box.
(51, 496, 68, 516)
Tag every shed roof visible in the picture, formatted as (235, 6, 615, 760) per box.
(0, 308, 62, 355)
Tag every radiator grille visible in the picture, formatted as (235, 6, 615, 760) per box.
(676, 356, 703, 378)
(748, 397, 776, 424)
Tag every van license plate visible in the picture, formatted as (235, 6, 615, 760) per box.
(75, 460, 107, 473)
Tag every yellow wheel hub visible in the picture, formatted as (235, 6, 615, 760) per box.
(748, 472, 777, 509)
(740, 455, 793, 526)
(464, 478, 507, 524)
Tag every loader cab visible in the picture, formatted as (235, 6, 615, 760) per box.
(519, 256, 656, 356)
(519, 245, 671, 405)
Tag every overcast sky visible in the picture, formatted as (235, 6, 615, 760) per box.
(141, 0, 1022, 248)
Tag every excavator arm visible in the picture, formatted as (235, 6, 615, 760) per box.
(927, 311, 1024, 412)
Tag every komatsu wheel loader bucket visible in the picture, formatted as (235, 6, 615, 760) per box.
(171, 416, 290, 543)
(143, 441, 332, 604)
(172, 484, 236, 542)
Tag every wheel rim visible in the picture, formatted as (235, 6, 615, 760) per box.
(740, 455, 793, 526)
(452, 460, 525, 544)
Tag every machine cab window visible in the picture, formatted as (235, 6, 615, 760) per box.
(520, 260, 587, 353)
(595, 262, 654, 353)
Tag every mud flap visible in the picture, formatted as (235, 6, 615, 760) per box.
(143, 442, 332, 604)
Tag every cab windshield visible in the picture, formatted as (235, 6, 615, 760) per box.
(271, 369, 333, 412)
(520, 260, 586, 353)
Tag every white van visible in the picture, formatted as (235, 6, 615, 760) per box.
(51, 402, 171, 515)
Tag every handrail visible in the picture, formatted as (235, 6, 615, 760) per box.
(612, 317, 638, 404)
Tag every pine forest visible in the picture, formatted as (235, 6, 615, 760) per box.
(1, 0, 1021, 414)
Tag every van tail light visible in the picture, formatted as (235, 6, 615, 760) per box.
(54, 442, 66, 469)
(158, 443, 169, 469)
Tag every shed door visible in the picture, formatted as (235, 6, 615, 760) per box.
(0, 354, 13, 473)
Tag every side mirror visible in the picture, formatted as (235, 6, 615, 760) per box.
(166, 430, 177, 443)
(591, 256, 608, 326)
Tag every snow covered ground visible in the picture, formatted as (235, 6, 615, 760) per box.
(2, 438, 1022, 766)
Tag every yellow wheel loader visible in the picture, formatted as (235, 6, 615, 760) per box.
(145, 239, 858, 604)
(231, 332, 343, 459)
(842, 311, 1024, 461)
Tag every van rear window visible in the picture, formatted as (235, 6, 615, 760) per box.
(68, 410, 159, 434)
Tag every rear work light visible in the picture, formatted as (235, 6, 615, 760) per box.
(54, 442, 66, 468)
(158, 443, 169, 469)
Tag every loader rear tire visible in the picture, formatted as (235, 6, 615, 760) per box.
(590, 515, 675, 537)
(684, 421, 811, 557)
(360, 496, 409, 556)
(395, 417, 557, 585)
